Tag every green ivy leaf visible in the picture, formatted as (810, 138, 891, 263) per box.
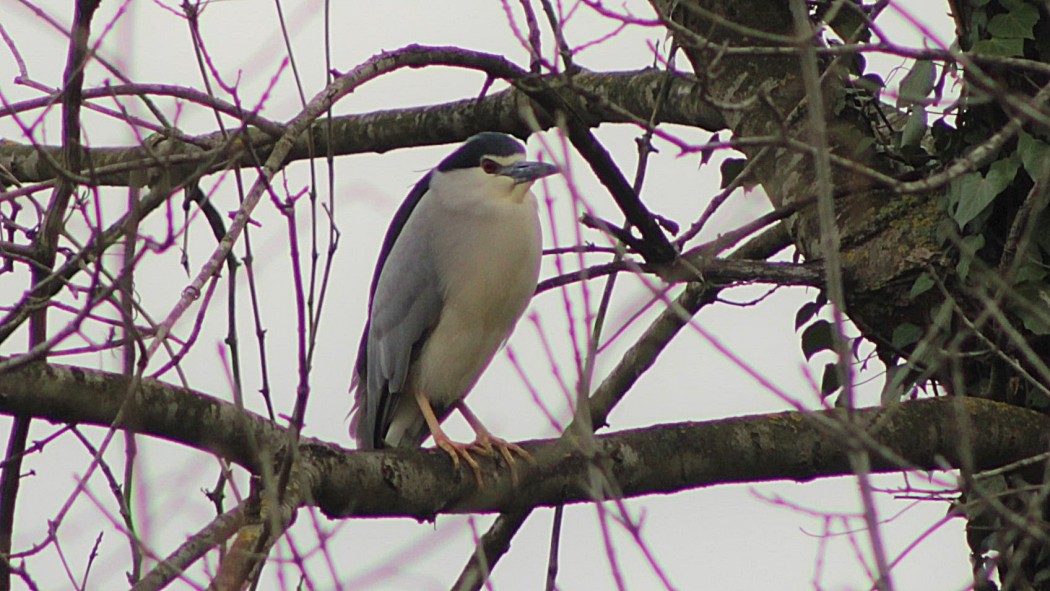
(953, 157, 1020, 228)
(956, 234, 986, 281)
(795, 301, 823, 330)
(972, 37, 1025, 57)
(719, 158, 747, 189)
(700, 133, 720, 165)
(897, 60, 935, 107)
(1018, 131, 1050, 178)
(826, 1, 871, 43)
(966, 10, 989, 52)
(892, 323, 922, 349)
(950, 172, 982, 225)
(851, 335, 864, 361)
(1013, 257, 1048, 283)
(909, 273, 936, 298)
(801, 320, 834, 360)
(1017, 309, 1050, 335)
(1010, 284, 1050, 335)
(984, 154, 1020, 191)
(900, 106, 928, 148)
(820, 363, 841, 398)
(988, 1, 1038, 39)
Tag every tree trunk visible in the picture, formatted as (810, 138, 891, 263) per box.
(653, 0, 1050, 587)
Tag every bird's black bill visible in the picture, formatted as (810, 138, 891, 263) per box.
(500, 161, 559, 184)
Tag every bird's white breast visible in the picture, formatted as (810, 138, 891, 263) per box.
(411, 171, 542, 405)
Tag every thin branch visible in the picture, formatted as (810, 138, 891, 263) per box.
(131, 504, 246, 591)
(0, 3, 99, 589)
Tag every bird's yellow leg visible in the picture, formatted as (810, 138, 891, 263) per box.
(414, 390, 486, 486)
(456, 402, 534, 470)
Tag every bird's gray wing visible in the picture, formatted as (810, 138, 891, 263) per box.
(352, 172, 442, 449)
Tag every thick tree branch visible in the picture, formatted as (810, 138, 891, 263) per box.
(0, 68, 721, 189)
(0, 360, 285, 472)
(0, 359, 1045, 520)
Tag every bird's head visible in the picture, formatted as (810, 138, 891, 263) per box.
(433, 132, 558, 203)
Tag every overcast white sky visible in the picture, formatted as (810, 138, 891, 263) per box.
(0, 1, 970, 589)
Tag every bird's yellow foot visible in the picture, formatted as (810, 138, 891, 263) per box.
(474, 431, 532, 467)
(455, 402, 535, 485)
(432, 432, 490, 486)
(472, 431, 534, 485)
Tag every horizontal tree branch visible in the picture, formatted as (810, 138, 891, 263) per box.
(0, 359, 286, 472)
(0, 359, 1045, 520)
(0, 68, 722, 189)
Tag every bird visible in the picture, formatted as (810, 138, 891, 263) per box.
(350, 132, 558, 484)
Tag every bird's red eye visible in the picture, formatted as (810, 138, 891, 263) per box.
(481, 159, 501, 174)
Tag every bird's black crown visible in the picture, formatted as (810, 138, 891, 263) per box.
(437, 132, 526, 172)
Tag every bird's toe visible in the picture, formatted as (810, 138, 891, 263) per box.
(435, 436, 487, 487)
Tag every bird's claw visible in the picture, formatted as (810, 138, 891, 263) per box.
(434, 437, 487, 487)
(473, 433, 534, 485)
(475, 434, 533, 466)
(433, 433, 533, 487)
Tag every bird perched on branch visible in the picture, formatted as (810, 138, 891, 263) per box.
(350, 132, 558, 483)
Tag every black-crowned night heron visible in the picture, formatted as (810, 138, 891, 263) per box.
(350, 132, 558, 483)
